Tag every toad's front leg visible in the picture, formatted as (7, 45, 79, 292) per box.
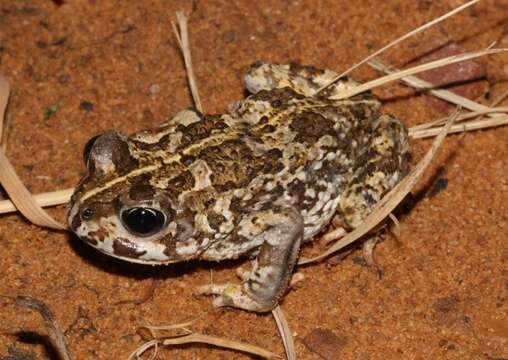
(199, 207, 304, 312)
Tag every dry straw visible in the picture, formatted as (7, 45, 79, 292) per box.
(1, 1, 508, 359)
(128, 321, 280, 359)
(1, 295, 74, 360)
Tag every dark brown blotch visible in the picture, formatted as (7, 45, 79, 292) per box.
(176, 114, 229, 150)
(167, 170, 195, 191)
(290, 111, 336, 143)
(289, 63, 325, 77)
(70, 212, 82, 230)
(207, 211, 226, 231)
(113, 239, 147, 259)
(251, 87, 304, 104)
(181, 154, 196, 166)
(129, 184, 156, 201)
(288, 178, 306, 199)
(261, 124, 277, 133)
(88, 228, 109, 243)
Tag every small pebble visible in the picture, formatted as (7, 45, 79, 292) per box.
(149, 84, 161, 94)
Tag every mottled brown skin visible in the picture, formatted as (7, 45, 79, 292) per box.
(68, 63, 409, 312)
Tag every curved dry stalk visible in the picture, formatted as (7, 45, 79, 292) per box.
(172, 11, 203, 113)
(409, 108, 508, 132)
(4, 295, 74, 360)
(272, 306, 296, 360)
(368, 58, 497, 114)
(366, 58, 508, 138)
(128, 332, 280, 360)
(0, 76, 66, 229)
(299, 113, 457, 265)
(139, 319, 197, 336)
(0, 74, 10, 149)
(490, 89, 508, 107)
(315, 0, 480, 94)
(330, 49, 507, 100)
(410, 113, 508, 139)
(0, 188, 73, 215)
(0, 148, 66, 230)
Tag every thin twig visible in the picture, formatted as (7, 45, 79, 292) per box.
(0, 145, 66, 229)
(0, 74, 10, 151)
(172, 11, 203, 113)
(0, 187, 73, 215)
(368, 58, 495, 114)
(315, 0, 480, 94)
(4, 295, 74, 360)
(410, 114, 508, 139)
(128, 332, 280, 359)
(410, 108, 508, 132)
(272, 306, 296, 360)
(330, 49, 507, 100)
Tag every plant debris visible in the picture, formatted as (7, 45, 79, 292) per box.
(2, 296, 73, 360)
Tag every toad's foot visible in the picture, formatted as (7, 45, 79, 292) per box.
(199, 207, 304, 312)
(199, 267, 306, 311)
(236, 267, 305, 287)
(362, 236, 383, 278)
(197, 283, 264, 311)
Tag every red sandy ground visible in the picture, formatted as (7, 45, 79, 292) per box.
(0, 1, 507, 359)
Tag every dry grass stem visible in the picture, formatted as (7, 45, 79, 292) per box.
(140, 319, 197, 336)
(172, 11, 203, 113)
(367, 58, 508, 138)
(491, 89, 508, 107)
(368, 59, 496, 114)
(315, 0, 479, 94)
(0, 188, 73, 215)
(299, 112, 457, 265)
(0, 76, 66, 229)
(410, 114, 508, 139)
(0, 74, 10, 150)
(409, 108, 508, 132)
(0, 151, 66, 229)
(331, 49, 507, 100)
(272, 306, 296, 360)
(4, 296, 74, 360)
(128, 332, 280, 360)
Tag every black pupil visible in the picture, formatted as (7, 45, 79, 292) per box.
(121, 207, 165, 236)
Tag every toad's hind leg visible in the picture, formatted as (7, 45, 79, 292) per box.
(198, 207, 303, 312)
(339, 113, 410, 229)
(244, 62, 364, 99)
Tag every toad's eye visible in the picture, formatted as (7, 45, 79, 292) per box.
(121, 207, 166, 237)
(83, 134, 101, 165)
